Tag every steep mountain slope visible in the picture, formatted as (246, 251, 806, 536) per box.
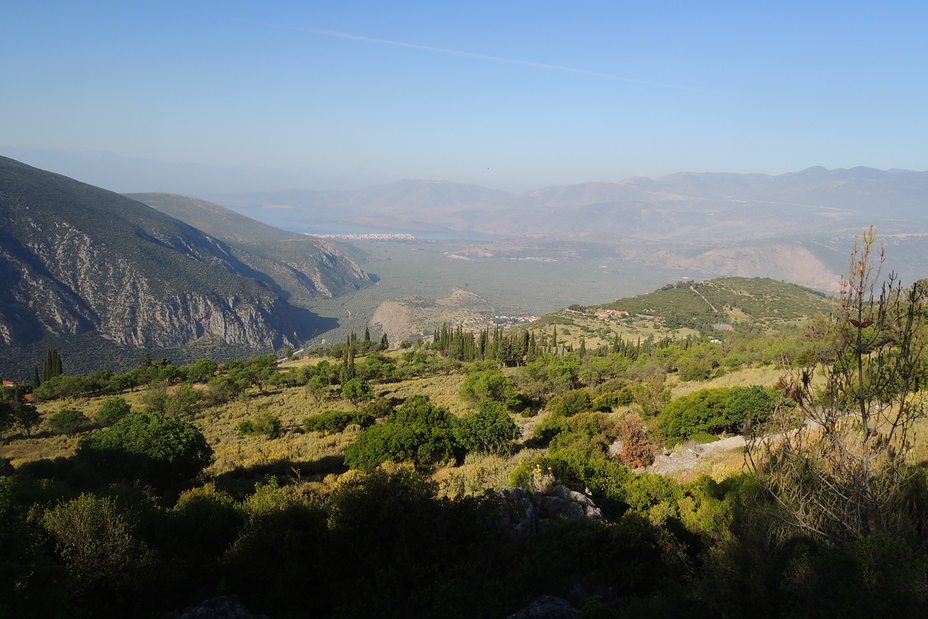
(127, 192, 372, 303)
(123, 192, 302, 243)
(0, 157, 367, 374)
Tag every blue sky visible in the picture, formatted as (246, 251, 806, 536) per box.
(2, 1, 926, 193)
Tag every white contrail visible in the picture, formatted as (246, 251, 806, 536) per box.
(289, 26, 705, 92)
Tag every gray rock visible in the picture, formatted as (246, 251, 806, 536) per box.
(506, 595, 579, 619)
(176, 596, 268, 619)
(497, 485, 604, 538)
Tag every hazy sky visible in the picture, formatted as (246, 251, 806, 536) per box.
(2, 1, 927, 193)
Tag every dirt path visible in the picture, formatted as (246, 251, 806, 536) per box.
(690, 285, 719, 313)
(645, 434, 746, 477)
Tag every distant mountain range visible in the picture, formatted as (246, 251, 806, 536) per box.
(205, 167, 928, 290)
(0, 157, 371, 379)
(205, 166, 928, 238)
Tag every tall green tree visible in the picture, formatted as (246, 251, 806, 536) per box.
(43, 349, 63, 382)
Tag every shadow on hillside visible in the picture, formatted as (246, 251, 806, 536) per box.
(288, 305, 340, 343)
(213, 455, 347, 494)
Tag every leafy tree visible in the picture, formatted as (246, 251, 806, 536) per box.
(182, 359, 218, 384)
(206, 375, 247, 403)
(548, 389, 593, 417)
(459, 369, 520, 409)
(11, 403, 42, 437)
(40, 493, 151, 591)
(77, 412, 213, 488)
(724, 385, 780, 434)
(145, 384, 200, 418)
(455, 401, 520, 454)
(344, 395, 459, 470)
(674, 343, 723, 381)
(658, 388, 734, 441)
(48, 409, 91, 437)
(0, 400, 15, 436)
(305, 373, 330, 403)
(341, 378, 374, 406)
(95, 397, 131, 427)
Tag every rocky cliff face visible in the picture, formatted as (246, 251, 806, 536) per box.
(0, 157, 363, 352)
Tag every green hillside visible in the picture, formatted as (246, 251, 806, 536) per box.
(602, 276, 833, 325)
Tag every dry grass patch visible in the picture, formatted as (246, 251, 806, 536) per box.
(436, 448, 546, 498)
(670, 365, 792, 399)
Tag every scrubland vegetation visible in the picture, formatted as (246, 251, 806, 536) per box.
(2, 234, 928, 618)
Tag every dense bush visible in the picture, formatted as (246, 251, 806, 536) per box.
(237, 411, 282, 439)
(344, 395, 460, 470)
(459, 369, 520, 409)
(40, 493, 152, 592)
(548, 412, 620, 457)
(48, 408, 91, 437)
(658, 386, 781, 442)
(77, 412, 213, 488)
(303, 410, 376, 433)
(548, 389, 593, 417)
(341, 378, 374, 405)
(95, 396, 131, 427)
(454, 401, 520, 454)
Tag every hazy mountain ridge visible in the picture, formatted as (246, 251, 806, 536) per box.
(203, 168, 926, 243)
(204, 167, 928, 289)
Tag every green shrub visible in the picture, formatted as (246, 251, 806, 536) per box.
(48, 408, 91, 437)
(341, 378, 374, 406)
(361, 396, 394, 418)
(238, 411, 282, 439)
(459, 369, 520, 409)
(95, 397, 131, 427)
(548, 389, 593, 417)
(531, 415, 571, 446)
(41, 493, 152, 590)
(221, 480, 329, 616)
(77, 412, 213, 488)
(549, 412, 619, 457)
(303, 410, 375, 433)
(658, 385, 782, 442)
(657, 388, 734, 442)
(344, 395, 459, 470)
(454, 401, 520, 455)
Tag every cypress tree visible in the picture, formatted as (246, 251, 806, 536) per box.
(43, 349, 64, 382)
(32, 366, 41, 388)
